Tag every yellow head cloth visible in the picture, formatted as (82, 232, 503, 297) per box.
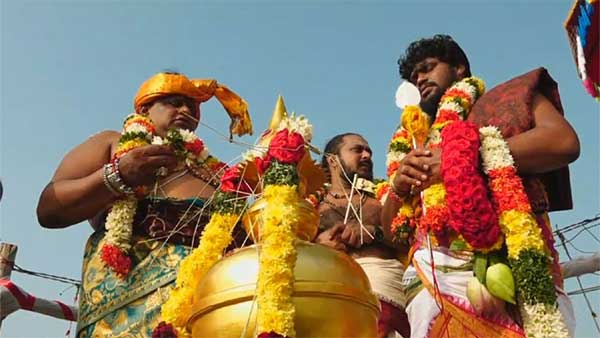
(134, 72, 253, 137)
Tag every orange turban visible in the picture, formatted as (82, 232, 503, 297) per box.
(134, 72, 253, 137)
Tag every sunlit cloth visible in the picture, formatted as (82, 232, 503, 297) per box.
(134, 72, 253, 137)
(356, 256, 409, 338)
(403, 247, 576, 338)
(77, 198, 203, 337)
(356, 256, 406, 309)
(404, 248, 524, 338)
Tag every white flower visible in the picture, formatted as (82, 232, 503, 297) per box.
(479, 126, 514, 172)
(453, 81, 477, 100)
(521, 303, 570, 338)
(439, 101, 463, 113)
(104, 198, 136, 251)
(199, 148, 210, 161)
(386, 151, 406, 167)
(125, 123, 151, 134)
(278, 115, 314, 142)
(243, 146, 268, 162)
(428, 129, 442, 145)
(152, 136, 164, 145)
(179, 129, 197, 143)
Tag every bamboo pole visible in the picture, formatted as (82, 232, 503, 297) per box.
(0, 242, 17, 331)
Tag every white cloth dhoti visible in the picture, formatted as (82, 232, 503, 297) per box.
(355, 256, 406, 310)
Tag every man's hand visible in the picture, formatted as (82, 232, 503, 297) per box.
(118, 145, 177, 187)
(391, 147, 442, 195)
(315, 223, 348, 252)
(315, 221, 377, 251)
(338, 220, 376, 248)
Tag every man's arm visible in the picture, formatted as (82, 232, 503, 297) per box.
(506, 92, 580, 174)
(37, 131, 120, 228)
(37, 131, 180, 228)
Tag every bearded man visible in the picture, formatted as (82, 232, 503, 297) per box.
(316, 133, 410, 338)
(382, 34, 579, 338)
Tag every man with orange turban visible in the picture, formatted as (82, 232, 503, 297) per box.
(37, 72, 252, 337)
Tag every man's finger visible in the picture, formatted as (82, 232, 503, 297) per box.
(141, 145, 176, 156)
(349, 230, 361, 248)
(328, 223, 346, 240)
(362, 228, 374, 244)
(340, 226, 353, 243)
(334, 242, 348, 252)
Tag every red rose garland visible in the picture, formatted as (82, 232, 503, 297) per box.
(441, 121, 501, 249)
(220, 164, 253, 195)
(267, 129, 306, 164)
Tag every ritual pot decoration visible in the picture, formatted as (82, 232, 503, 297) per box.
(187, 241, 380, 337)
(155, 96, 379, 338)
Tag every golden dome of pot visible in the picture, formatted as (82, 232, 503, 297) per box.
(242, 196, 319, 242)
(187, 241, 380, 337)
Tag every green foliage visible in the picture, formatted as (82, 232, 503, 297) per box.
(166, 129, 186, 160)
(389, 141, 411, 153)
(119, 131, 150, 144)
(263, 161, 299, 186)
(510, 249, 557, 305)
(473, 252, 488, 284)
(211, 191, 246, 214)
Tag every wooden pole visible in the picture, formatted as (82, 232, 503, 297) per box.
(0, 242, 17, 331)
(562, 252, 600, 279)
(0, 242, 17, 280)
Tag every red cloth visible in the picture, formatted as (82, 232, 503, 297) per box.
(468, 67, 573, 212)
(378, 300, 411, 338)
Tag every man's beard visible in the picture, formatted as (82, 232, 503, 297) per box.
(338, 158, 373, 183)
(419, 90, 443, 118)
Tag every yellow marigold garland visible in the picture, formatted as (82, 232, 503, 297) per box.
(160, 212, 239, 335)
(256, 184, 299, 337)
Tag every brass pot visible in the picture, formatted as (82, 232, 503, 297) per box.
(187, 241, 380, 337)
(242, 197, 319, 242)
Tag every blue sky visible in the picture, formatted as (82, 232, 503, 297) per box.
(1, 1, 598, 337)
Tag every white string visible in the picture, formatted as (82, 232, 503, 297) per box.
(330, 154, 374, 243)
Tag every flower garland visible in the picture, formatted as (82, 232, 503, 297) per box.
(479, 126, 569, 337)
(255, 125, 308, 338)
(153, 114, 312, 338)
(440, 121, 502, 251)
(257, 184, 299, 337)
(420, 78, 485, 246)
(384, 77, 485, 247)
(101, 114, 226, 279)
(101, 114, 154, 277)
(154, 163, 249, 338)
(160, 197, 244, 337)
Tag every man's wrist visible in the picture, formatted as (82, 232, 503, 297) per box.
(388, 183, 407, 203)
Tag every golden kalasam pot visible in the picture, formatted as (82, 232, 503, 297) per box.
(187, 241, 380, 337)
(241, 196, 320, 242)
